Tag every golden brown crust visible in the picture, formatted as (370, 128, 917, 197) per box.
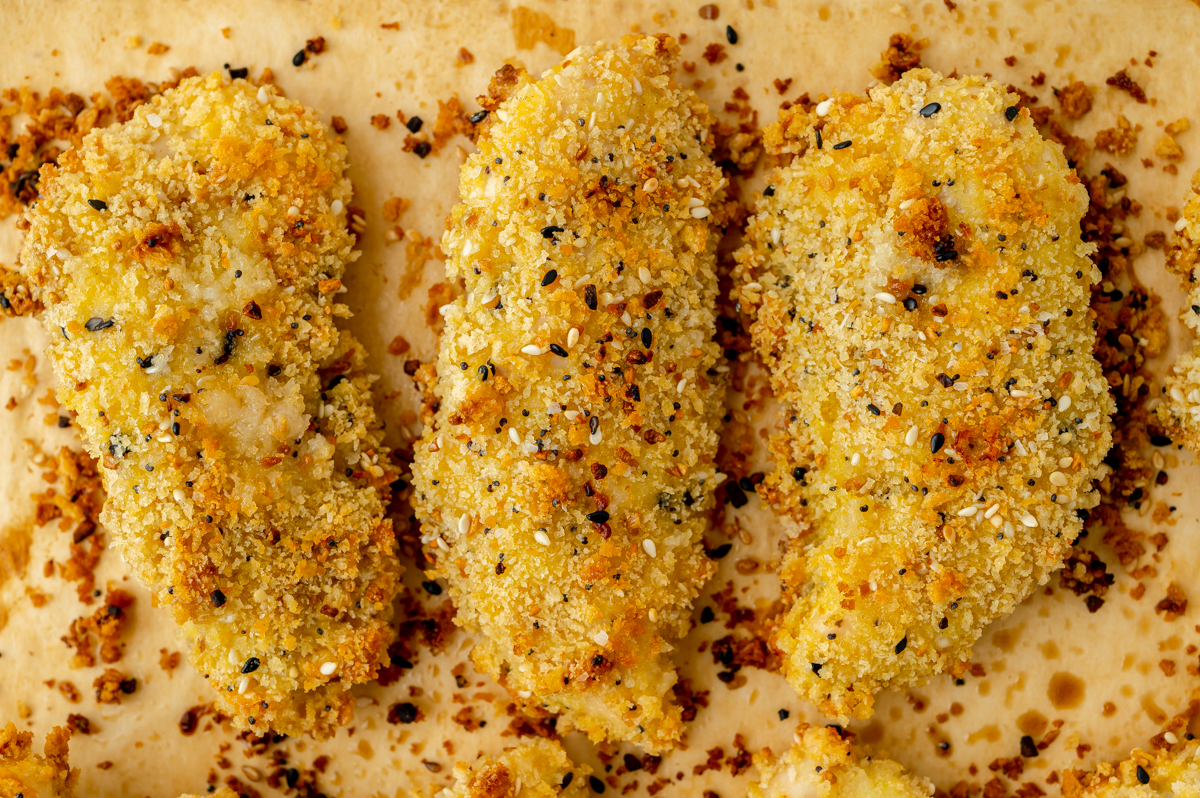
(19, 73, 400, 738)
(412, 35, 726, 752)
(1065, 741, 1200, 797)
(733, 69, 1113, 720)
(0, 724, 78, 798)
(1155, 167, 1200, 451)
(437, 739, 590, 798)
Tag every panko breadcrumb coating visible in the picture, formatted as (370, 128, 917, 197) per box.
(1069, 742, 1200, 797)
(0, 724, 77, 798)
(436, 739, 591, 798)
(19, 73, 400, 738)
(412, 35, 726, 752)
(749, 725, 933, 798)
(733, 69, 1113, 720)
(1155, 168, 1200, 449)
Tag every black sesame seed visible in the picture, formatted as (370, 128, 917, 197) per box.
(866, 403, 881, 416)
(85, 317, 114, 331)
(1005, 105, 1019, 121)
(1137, 765, 1150, 785)
(919, 102, 942, 117)
(725, 25, 738, 44)
(832, 140, 852, 150)
(549, 343, 568, 357)
(584, 284, 598, 310)
(641, 328, 652, 348)
(931, 432, 945, 453)
(815, 128, 823, 149)
(763, 185, 775, 197)
(700, 606, 715, 623)
(211, 589, 226, 607)
(421, 580, 442, 596)
(903, 297, 918, 311)
(895, 636, 908, 654)
(392, 702, 418, 724)
(241, 657, 260, 674)
(561, 773, 574, 789)
(469, 110, 488, 124)
(542, 269, 558, 286)
(589, 775, 606, 794)
(778, 709, 790, 720)
(228, 67, 249, 79)
(87, 199, 108, 211)
(406, 116, 423, 133)
(541, 226, 564, 239)
(586, 510, 610, 524)
(293, 50, 307, 67)
(811, 662, 823, 675)
(1150, 434, 1172, 447)
(414, 141, 431, 158)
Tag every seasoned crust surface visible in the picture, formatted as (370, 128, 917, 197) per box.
(412, 35, 726, 752)
(749, 724, 933, 798)
(1069, 741, 1200, 797)
(19, 73, 400, 739)
(1155, 168, 1200, 449)
(733, 70, 1113, 720)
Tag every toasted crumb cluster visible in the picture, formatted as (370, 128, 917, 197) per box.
(0, 723, 77, 798)
(1155, 168, 1200, 449)
(733, 70, 1113, 720)
(749, 724, 933, 798)
(19, 73, 400, 738)
(1068, 741, 1200, 796)
(412, 35, 727, 752)
(436, 740, 591, 798)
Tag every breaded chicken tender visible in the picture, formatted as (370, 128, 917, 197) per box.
(733, 70, 1113, 720)
(413, 35, 726, 752)
(1068, 742, 1200, 797)
(749, 725, 932, 798)
(0, 724, 77, 798)
(437, 740, 591, 798)
(1155, 168, 1200, 449)
(19, 74, 400, 738)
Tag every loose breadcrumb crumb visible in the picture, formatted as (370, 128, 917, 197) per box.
(0, 723, 77, 798)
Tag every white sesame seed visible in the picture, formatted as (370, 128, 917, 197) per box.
(690, 206, 711, 219)
(237, 675, 250, 694)
(1114, 237, 1132, 248)
(590, 428, 602, 445)
(957, 506, 978, 517)
(850, 452, 861, 466)
(639, 266, 653, 284)
(984, 503, 1000, 519)
(481, 292, 499, 306)
(461, 239, 477, 258)
(146, 113, 162, 128)
(173, 488, 186, 502)
(257, 86, 269, 104)
(319, 661, 337, 676)
(567, 328, 580, 348)
(621, 311, 632, 326)
(436, 537, 449, 551)
(1171, 386, 1186, 403)
(905, 425, 919, 446)
(1010, 389, 1031, 398)
(458, 513, 470, 535)
(1058, 395, 1072, 412)
(331, 199, 343, 215)
(1059, 456, 1073, 468)
(642, 178, 657, 193)
(815, 98, 833, 116)
(874, 292, 897, 304)
(899, 198, 915, 210)
(509, 428, 521, 445)
(1049, 471, 1068, 487)
(643, 539, 657, 558)
(676, 378, 688, 394)
(687, 197, 704, 208)
(1019, 511, 1038, 528)
(990, 514, 1003, 528)
(1165, 731, 1179, 744)
(56, 248, 70, 260)
(593, 630, 610, 646)
(287, 205, 300, 217)
(632, 77, 642, 94)
(521, 344, 544, 356)
(743, 282, 762, 291)
(535, 530, 551, 546)
(1176, 217, 1189, 232)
